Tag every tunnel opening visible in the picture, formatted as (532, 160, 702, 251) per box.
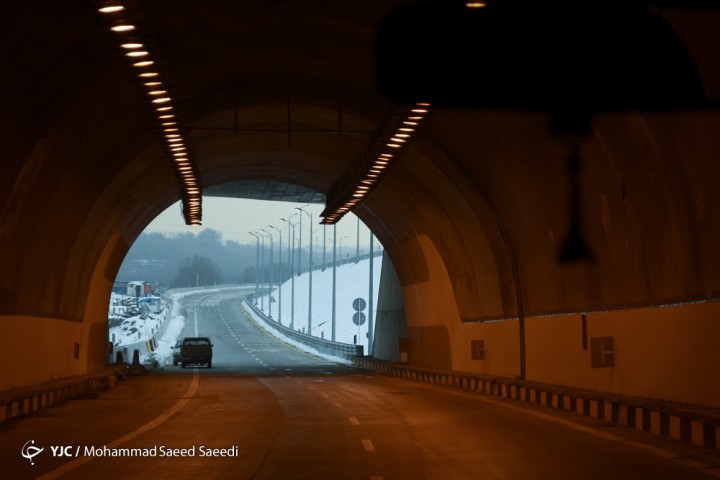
(108, 194, 407, 372)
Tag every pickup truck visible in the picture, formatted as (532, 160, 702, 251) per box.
(179, 337, 213, 368)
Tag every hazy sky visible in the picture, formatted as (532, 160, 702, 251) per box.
(145, 197, 376, 250)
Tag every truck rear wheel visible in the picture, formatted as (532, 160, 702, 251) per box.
(207, 360, 212, 368)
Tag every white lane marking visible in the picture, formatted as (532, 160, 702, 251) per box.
(38, 370, 200, 479)
(348, 416, 360, 425)
(334, 403, 344, 409)
(194, 308, 199, 336)
(361, 439, 375, 452)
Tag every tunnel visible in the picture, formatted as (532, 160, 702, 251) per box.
(2, 0, 720, 470)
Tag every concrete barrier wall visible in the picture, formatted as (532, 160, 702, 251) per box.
(243, 299, 360, 361)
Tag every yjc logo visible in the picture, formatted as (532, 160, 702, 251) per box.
(21, 440, 44, 465)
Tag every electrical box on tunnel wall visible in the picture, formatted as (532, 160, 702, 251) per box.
(590, 336, 615, 368)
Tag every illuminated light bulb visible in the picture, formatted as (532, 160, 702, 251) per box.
(139, 72, 159, 77)
(156, 106, 173, 111)
(126, 51, 149, 57)
(387, 143, 402, 148)
(121, 43, 143, 49)
(144, 81, 162, 87)
(149, 90, 167, 95)
(133, 60, 154, 67)
(158, 114, 175, 119)
(99, 5, 124, 13)
(111, 24, 135, 32)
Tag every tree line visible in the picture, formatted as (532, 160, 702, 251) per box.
(116, 229, 292, 290)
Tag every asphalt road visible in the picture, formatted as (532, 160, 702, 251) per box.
(1, 291, 719, 479)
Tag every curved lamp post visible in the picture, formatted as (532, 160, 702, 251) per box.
(260, 229, 272, 317)
(296, 205, 313, 335)
(280, 215, 298, 330)
(248, 232, 260, 303)
(269, 224, 282, 324)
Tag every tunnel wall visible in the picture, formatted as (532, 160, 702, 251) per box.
(0, 316, 86, 392)
(372, 254, 407, 362)
(396, 229, 720, 407)
(524, 302, 720, 407)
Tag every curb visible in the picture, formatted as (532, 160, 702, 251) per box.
(0, 365, 126, 424)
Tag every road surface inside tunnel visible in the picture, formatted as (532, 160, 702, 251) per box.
(0, 291, 718, 480)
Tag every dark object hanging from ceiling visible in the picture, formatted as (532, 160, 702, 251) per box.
(375, 0, 706, 134)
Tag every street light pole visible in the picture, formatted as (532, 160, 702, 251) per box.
(356, 215, 360, 260)
(248, 232, 260, 302)
(261, 229, 273, 318)
(339, 235, 347, 263)
(280, 215, 298, 330)
(259, 231, 266, 312)
(332, 224, 337, 342)
(296, 205, 313, 335)
(269, 225, 282, 324)
(368, 230, 375, 355)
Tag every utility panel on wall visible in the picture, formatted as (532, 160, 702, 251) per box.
(471, 339, 485, 360)
(590, 336, 615, 368)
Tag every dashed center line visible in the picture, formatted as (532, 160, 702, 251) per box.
(361, 439, 375, 452)
(348, 416, 360, 425)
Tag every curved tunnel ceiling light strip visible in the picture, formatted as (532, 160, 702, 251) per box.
(98, 2, 203, 226)
(320, 103, 431, 225)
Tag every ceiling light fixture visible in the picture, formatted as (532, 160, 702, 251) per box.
(321, 102, 430, 224)
(97, 1, 202, 225)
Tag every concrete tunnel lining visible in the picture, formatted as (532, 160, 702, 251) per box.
(2, 1, 720, 408)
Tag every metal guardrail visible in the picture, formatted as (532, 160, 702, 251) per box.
(243, 298, 362, 361)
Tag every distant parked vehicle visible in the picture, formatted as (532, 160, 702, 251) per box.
(179, 337, 213, 368)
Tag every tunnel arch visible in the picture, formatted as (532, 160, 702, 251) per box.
(3, 0, 720, 408)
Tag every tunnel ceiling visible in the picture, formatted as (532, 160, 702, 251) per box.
(204, 181, 325, 205)
(4, 0, 720, 323)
